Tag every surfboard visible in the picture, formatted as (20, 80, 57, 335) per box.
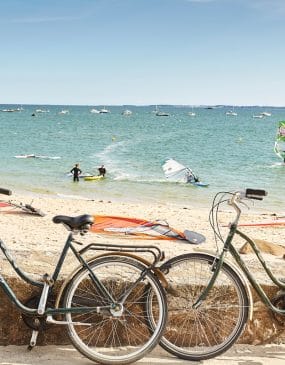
(15, 154, 38, 159)
(15, 155, 60, 159)
(190, 181, 209, 187)
(84, 175, 104, 181)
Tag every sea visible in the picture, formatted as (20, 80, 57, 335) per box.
(1, 104, 285, 213)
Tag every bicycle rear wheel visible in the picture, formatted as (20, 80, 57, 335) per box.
(148, 253, 249, 361)
(63, 255, 167, 365)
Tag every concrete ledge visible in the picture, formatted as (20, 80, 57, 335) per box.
(0, 276, 285, 346)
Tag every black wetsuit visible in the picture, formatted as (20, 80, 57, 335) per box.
(71, 166, 82, 182)
(98, 167, 106, 177)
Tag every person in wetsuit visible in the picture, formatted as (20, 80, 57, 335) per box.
(98, 165, 106, 177)
(70, 163, 82, 182)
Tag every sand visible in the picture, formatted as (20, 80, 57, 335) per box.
(1, 192, 285, 283)
(0, 344, 285, 365)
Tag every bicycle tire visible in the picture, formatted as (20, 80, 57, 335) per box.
(63, 255, 167, 365)
(147, 253, 249, 361)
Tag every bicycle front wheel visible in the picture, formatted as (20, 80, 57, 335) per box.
(63, 255, 167, 365)
(151, 253, 249, 361)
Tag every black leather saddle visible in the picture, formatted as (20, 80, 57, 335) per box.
(53, 214, 94, 230)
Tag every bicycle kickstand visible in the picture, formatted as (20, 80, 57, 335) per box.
(27, 330, 39, 351)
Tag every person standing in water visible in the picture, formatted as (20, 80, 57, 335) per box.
(70, 163, 82, 182)
(98, 165, 106, 177)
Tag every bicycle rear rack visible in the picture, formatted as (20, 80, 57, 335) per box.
(77, 242, 164, 267)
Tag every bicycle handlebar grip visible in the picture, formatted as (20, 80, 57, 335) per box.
(0, 188, 12, 196)
(245, 188, 267, 200)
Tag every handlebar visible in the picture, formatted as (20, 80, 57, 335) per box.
(0, 188, 12, 196)
(228, 188, 267, 226)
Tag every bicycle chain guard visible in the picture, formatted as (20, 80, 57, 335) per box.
(21, 295, 56, 331)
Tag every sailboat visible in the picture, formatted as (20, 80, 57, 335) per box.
(155, 106, 169, 117)
(225, 106, 237, 116)
(99, 107, 110, 114)
(162, 158, 208, 187)
(188, 106, 196, 117)
(274, 121, 285, 163)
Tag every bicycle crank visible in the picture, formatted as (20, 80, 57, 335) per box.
(21, 295, 55, 331)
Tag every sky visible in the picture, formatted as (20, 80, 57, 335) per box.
(0, 0, 285, 106)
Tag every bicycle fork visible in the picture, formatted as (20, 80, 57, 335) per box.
(192, 254, 225, 309)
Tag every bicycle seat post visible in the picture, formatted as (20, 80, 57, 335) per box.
(37, 274, 54, 314)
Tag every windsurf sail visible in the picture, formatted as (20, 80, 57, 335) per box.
(90, 215, 205, 244)
(274, 121, 285, 162)
(162, 158, 198, 183)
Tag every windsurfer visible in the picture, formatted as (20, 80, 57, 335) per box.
(186, 169, 199, 183)
(70, 163, 82, 182)
(98, 165, 106, 177)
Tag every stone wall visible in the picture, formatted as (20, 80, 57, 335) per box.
(0, 276, 285, 346)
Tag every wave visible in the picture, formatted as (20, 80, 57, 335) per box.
(91, 140, 134, 178)
(269, 162, 285, 168)
(57, 193, 91, 200)
(113, 175, 169, 183)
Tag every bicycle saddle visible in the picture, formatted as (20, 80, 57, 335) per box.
(53, 214, 94, 230)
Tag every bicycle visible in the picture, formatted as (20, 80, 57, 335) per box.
(148, 188, 285, 361)
(0, 187, 167, 365)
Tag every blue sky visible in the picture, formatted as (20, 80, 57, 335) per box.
(0, 0, 284, 106)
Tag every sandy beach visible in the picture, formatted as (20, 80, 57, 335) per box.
(1, 192, 285, 282)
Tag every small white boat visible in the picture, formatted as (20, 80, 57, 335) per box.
(226, 110, 237, 116)
(36, 109, 49, 113)
(122, 109, 132, 116)
(58, 110, 69, 115)
(99, 107, 110, 114)
(156, 111, 169, 116)
(260, 112, 272, 117)
(90, 108, 100, 114)
(1, 107, 22, 112)
(155, 106, 169, 116)
(253, 114, 264, 119)
(188, 107, 196, 117)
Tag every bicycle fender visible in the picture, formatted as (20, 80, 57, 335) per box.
(193, 248, 253, 321)
(55, 252, 168, 309)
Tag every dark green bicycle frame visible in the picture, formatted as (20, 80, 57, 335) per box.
(0, 232, 129, 316)
(194, 223, 285, 314)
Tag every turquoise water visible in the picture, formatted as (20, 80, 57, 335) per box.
(1, 105, 285, 211)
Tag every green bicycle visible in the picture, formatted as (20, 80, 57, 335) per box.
(149, 188, 285, 361)
(0, 188, 167, 365)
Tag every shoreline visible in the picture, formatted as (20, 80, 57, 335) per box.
(7, 184, 285, 215)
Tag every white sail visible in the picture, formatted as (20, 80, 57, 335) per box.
(274, 121, 285, 162)
(162, 158, 191, 183)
